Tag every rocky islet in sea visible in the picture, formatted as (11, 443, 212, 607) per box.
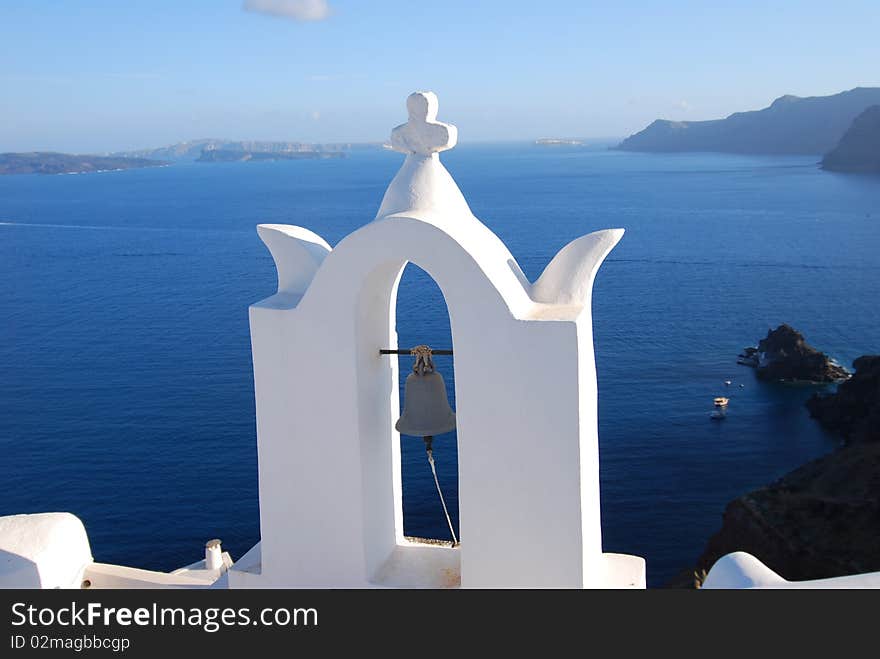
(737, 324, 849, 383)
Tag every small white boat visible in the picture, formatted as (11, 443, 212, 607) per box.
(714, 397, 729, 407)
(724, 380, 732, 386)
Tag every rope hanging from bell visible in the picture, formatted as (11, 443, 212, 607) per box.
(424, 435, 458, 546)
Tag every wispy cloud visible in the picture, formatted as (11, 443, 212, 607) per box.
(675, 100, 691, 112)
(243, 0, 332, 22)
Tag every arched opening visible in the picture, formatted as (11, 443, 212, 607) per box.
(394, 263, 459, 544)
(353, 254, 464, 587)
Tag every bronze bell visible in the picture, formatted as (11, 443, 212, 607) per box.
(395, 346, 456, 437)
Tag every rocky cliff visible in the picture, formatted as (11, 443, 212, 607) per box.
(691, 440, 880, 582)
(617, 87, 880, 155)
(807, 355, 880, 444)
(821, 105, 880, 173)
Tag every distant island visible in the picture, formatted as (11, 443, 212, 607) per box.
(616, 87, 880, 155)
(197, 149, 346, 163)
(535, 138, 583, 146)
(0, 152, 166, 176)
(114, 139, 361, 162)
(0, 139, 363, 175)
(821, 105, 880, 173)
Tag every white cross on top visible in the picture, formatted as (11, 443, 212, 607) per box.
(390, 91, 458, 155)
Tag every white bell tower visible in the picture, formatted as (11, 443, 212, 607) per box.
(227, 92, 645, 588)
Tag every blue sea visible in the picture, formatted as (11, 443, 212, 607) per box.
(2, 145, 878, 587)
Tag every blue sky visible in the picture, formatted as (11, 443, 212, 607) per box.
(2, 0, 879, 152)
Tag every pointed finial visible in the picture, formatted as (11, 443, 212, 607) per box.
(390, 91, 457, 155)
